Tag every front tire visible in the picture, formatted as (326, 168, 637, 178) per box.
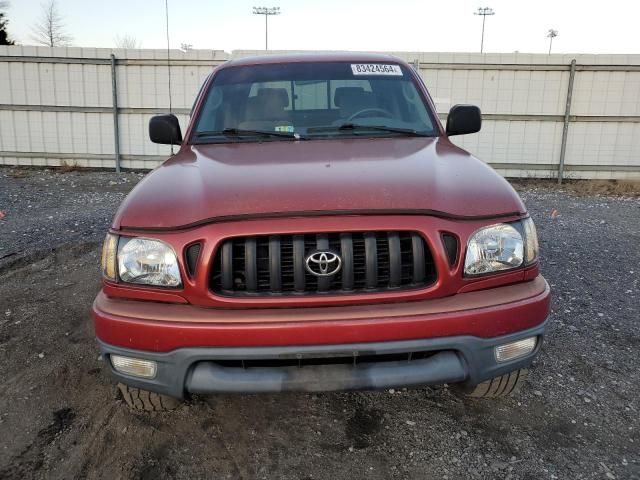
(462, 368, 528, 398)
(118, 383, 181, 411)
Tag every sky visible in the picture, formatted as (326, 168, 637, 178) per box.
(4, 0, 640, 54)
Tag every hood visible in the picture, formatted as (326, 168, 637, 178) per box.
(113, 137, 526, 230)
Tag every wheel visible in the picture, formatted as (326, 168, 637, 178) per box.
(117, 383, 181, 411)
(462, 368, 528, 398)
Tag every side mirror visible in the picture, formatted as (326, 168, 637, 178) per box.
(445, 105, 481, 136)
(149, 114, 183, 145)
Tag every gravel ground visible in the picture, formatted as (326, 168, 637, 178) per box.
(0, 167, 638, 480)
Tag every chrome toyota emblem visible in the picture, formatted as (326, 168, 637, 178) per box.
(305, 251, 342, 277)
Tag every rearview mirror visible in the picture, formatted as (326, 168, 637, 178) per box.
(149, 114, 183, 145)
(446, 105, 481, 136)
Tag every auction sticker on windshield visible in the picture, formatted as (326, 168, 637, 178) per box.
(351, 64, 403, 76)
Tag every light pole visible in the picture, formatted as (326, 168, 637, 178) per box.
(252, 6, 280, 50)
(474, 7, 495, 53)
(547, 29, 558, 54)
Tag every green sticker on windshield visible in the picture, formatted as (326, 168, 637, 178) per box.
(275, 125, 294, 133)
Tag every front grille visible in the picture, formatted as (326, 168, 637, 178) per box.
(210, 231, 437, 296)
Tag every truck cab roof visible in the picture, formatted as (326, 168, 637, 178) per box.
(221, 52, 408, 69)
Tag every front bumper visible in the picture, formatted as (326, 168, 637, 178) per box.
(93, 276, 550, 398)
(93, 276, 550, 350)
(98, 321, 546, 398)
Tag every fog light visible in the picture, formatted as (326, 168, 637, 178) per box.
(495, 337, 537, 362)
(111, 355, 157, 378)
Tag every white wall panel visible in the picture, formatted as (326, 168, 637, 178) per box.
(421, 69, 568, 116)
(452, 120, 563, 166)
(572, 71, 640, 116)
(565, 122, 640, 167)
(0, 46, 639, 178)
(115, 65, 210, 110)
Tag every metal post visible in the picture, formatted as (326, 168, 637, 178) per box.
(253, 7, 280, 51)
(547, 29, 558, 55)
(475, 7, 494, 53)
(110, 54, 121, 173)
(558, 59, 576, 184)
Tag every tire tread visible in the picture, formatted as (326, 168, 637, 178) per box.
(117, 383, 179, 411)
(465, 369, 529, 398)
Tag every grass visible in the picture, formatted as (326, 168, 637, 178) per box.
(58, 160, 83, 173)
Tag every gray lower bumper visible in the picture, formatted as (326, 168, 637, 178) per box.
(98, 321, 546, 399)
(187, 351, 466, 394)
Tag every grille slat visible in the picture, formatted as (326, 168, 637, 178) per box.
(221, 241, 233, 290)
(387, 232, 401, 287)
(245, 237, 257, 292)
(210, 231, 436, 296)
(269, 235, 282, 292)
(316, 234, 330, 292)
(340, 233, 354, 291)
(411, 233, 426, 284)
(364, 232, 378, 289)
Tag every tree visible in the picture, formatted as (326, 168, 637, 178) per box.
(31, 0, 72, 47)
(0, 1, 14, 45)
(114, 34, 140, 49)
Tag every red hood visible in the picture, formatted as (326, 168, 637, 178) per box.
(113, 137, 526, 230)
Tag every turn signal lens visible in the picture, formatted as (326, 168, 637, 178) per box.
(111, 355, 157, 378)
(495, 337, 537, 362)
(522, 217, 539, 265)
(101, 233, 118, 281)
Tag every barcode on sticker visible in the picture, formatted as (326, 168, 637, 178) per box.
(351, 64, 403, 76)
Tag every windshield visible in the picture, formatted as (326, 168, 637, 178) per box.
(191, 62, 438, 142)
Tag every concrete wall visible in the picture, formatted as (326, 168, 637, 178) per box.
(1, 46, 639, 179)
(0, 46, 227, 170)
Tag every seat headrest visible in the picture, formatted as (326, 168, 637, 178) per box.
(257, 88, 290, 109)
(334, 87, 366, 107)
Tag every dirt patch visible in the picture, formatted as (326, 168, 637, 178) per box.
(0, 408, 77, 479)
(345, 405, 383, 449)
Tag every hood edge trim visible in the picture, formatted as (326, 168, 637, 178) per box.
(116, 208, 526, 233)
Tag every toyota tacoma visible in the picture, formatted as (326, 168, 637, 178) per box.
(93, 53, 550, 410)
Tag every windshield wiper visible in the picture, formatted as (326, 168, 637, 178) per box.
(307, 123, 430, 137)
(194, 128, 302, 140)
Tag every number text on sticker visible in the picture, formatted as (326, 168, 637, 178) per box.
(351, 64, 403, 76)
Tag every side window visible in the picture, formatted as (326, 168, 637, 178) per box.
(195, 85, 225, 132)
(190, 76, 210, 117)
(399, 81, 431, 125)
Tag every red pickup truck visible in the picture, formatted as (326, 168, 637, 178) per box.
(93, 53, 550, 410)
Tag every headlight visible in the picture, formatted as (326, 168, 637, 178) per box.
(464, 223, 524, 275)
(117, 237, 182, 287)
